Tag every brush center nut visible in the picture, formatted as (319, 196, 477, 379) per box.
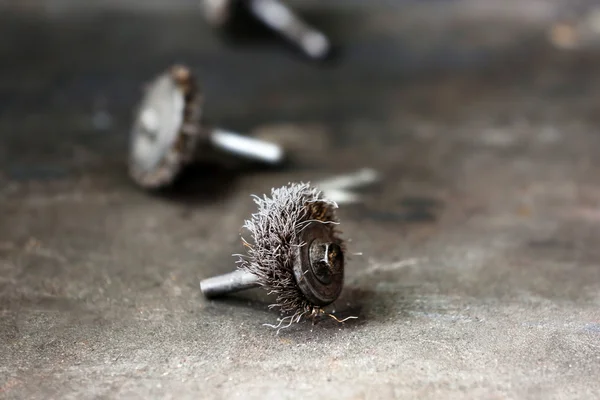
(309, 241, 342, 285)
(293, 221, 345, 307)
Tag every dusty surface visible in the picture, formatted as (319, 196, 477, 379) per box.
(1, 2, 600, 399)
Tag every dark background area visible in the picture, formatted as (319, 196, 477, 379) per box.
(1, 1, 600, 398)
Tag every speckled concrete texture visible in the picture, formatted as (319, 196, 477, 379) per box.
(1, 2, 600, 399)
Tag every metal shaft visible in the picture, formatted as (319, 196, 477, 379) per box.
(200, 269, 260, 298)
(317, 168, 379, 191)
(210, 128, 284, 164)
(248, 0, 330, 59)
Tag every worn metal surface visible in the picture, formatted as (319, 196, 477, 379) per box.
(1, 2, 600, 399)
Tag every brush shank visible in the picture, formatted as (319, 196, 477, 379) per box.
(248, 0, 330, 59)
(210, 128, 284, 164)
(200, 270, 260, 298)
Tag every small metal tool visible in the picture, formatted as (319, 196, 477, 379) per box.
(200, 220, 344, 305)
(129, 65, 284, 189)
(202, 0, 331, 60)
(199, 182, 345, 320)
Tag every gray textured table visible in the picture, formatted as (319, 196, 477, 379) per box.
(1, 2, 600, 399)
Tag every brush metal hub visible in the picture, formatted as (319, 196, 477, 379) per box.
(309, 241, 342, 285)
(293, 221, 344, 307)
(128, 65, 202, 189)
